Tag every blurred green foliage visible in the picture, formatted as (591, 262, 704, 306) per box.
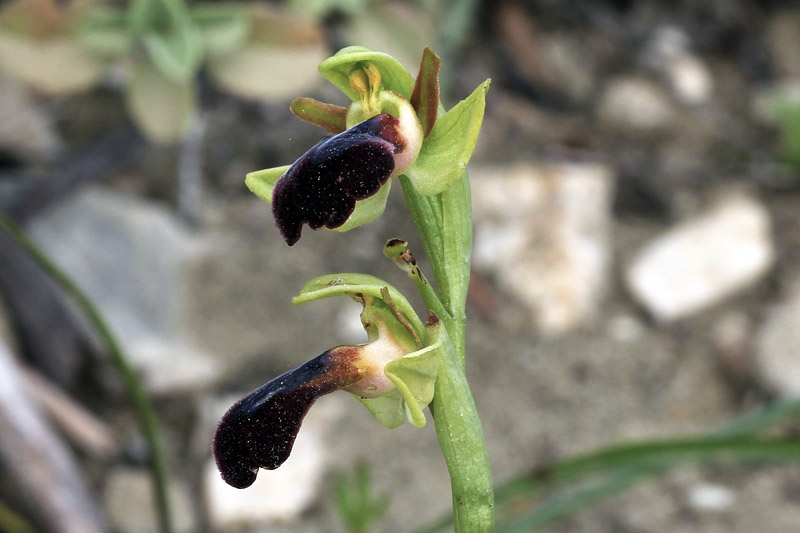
(0, 0, 326, 143)
(334, 461, 391, 533)
(774, 98, 800, 170)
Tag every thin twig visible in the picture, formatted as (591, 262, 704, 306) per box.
(0, 210, 174, 533)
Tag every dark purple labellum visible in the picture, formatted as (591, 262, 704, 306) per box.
(213, 346, 365, 489)
(272, 114, 402, 246)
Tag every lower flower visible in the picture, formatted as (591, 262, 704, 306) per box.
(213, 273, 442, 488)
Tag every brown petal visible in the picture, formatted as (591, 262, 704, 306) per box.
(410, 47, 441, 138)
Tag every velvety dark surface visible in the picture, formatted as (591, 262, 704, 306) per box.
(213, 346, 364, 488)
(272, 114, 400, 245)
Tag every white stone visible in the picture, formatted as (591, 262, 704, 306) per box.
(28, 187, 220, 395)
(756, 282, 800, 397)
(472, 164, 614, 334)
(686, 483, 735, 512)
(626, 194, 774, 321)
(666, 55, 713, 105)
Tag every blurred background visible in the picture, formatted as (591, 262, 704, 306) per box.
(1, 0, 800, 532)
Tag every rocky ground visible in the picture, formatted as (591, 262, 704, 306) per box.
(3, 1, 800, 532)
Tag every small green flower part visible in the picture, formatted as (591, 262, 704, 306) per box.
(245, 46, 489, 244)
(294, 273, 443, 428)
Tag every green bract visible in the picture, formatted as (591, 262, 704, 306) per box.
(404, 80, 490, 195)
(246, 46, 489, 240)
(293, 273, 442, 428)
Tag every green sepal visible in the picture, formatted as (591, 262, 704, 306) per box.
(357, 390, 405, 428)
(244, 165, 391, 234)
(293, 273, 424, 341)
(331, 181, 391, 233)
(359, 314, 443, 428)
(245, 165, 290, 204)
(404, 79, 490, 195)
(318, 46, 415, 101)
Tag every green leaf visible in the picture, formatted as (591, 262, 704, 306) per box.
(290, 97, 347, 134)
(141, 23, 204, 83)
(126, 61, 196, 143)
(190, 3, 249, 56)
(405, 79, 490, 195)
(318, 46, 415, 101)
(245, 165, 290, 203)
(293, 273, 424, 341)
(76, 9, 134, 58)
(129, 0, 204, 82)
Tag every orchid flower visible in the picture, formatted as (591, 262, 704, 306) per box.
(245, 46, 489, 245)
(213, 274, 443, 488)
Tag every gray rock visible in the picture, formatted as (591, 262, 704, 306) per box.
(626, 194, 774, 321)
(472, 163, 614, 335)
(756, 282, 800, 397)
(28, 187, 220, 395)
(103, 467, 195, 533)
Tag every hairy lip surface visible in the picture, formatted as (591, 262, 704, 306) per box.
(272, 114, 401, 246)
(212, 346, 365, 489)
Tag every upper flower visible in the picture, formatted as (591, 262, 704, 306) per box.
(213, 273, 443, 488)
(245, 46, 490, 245)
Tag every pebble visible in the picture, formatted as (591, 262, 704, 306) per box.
(686, 483, 736, 513)
(625, 194, 774, 321)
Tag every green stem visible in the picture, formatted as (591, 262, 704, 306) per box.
(432, 327, 494, 532)
(0, 211, 174, 533)
(400, 173, 494, 531)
